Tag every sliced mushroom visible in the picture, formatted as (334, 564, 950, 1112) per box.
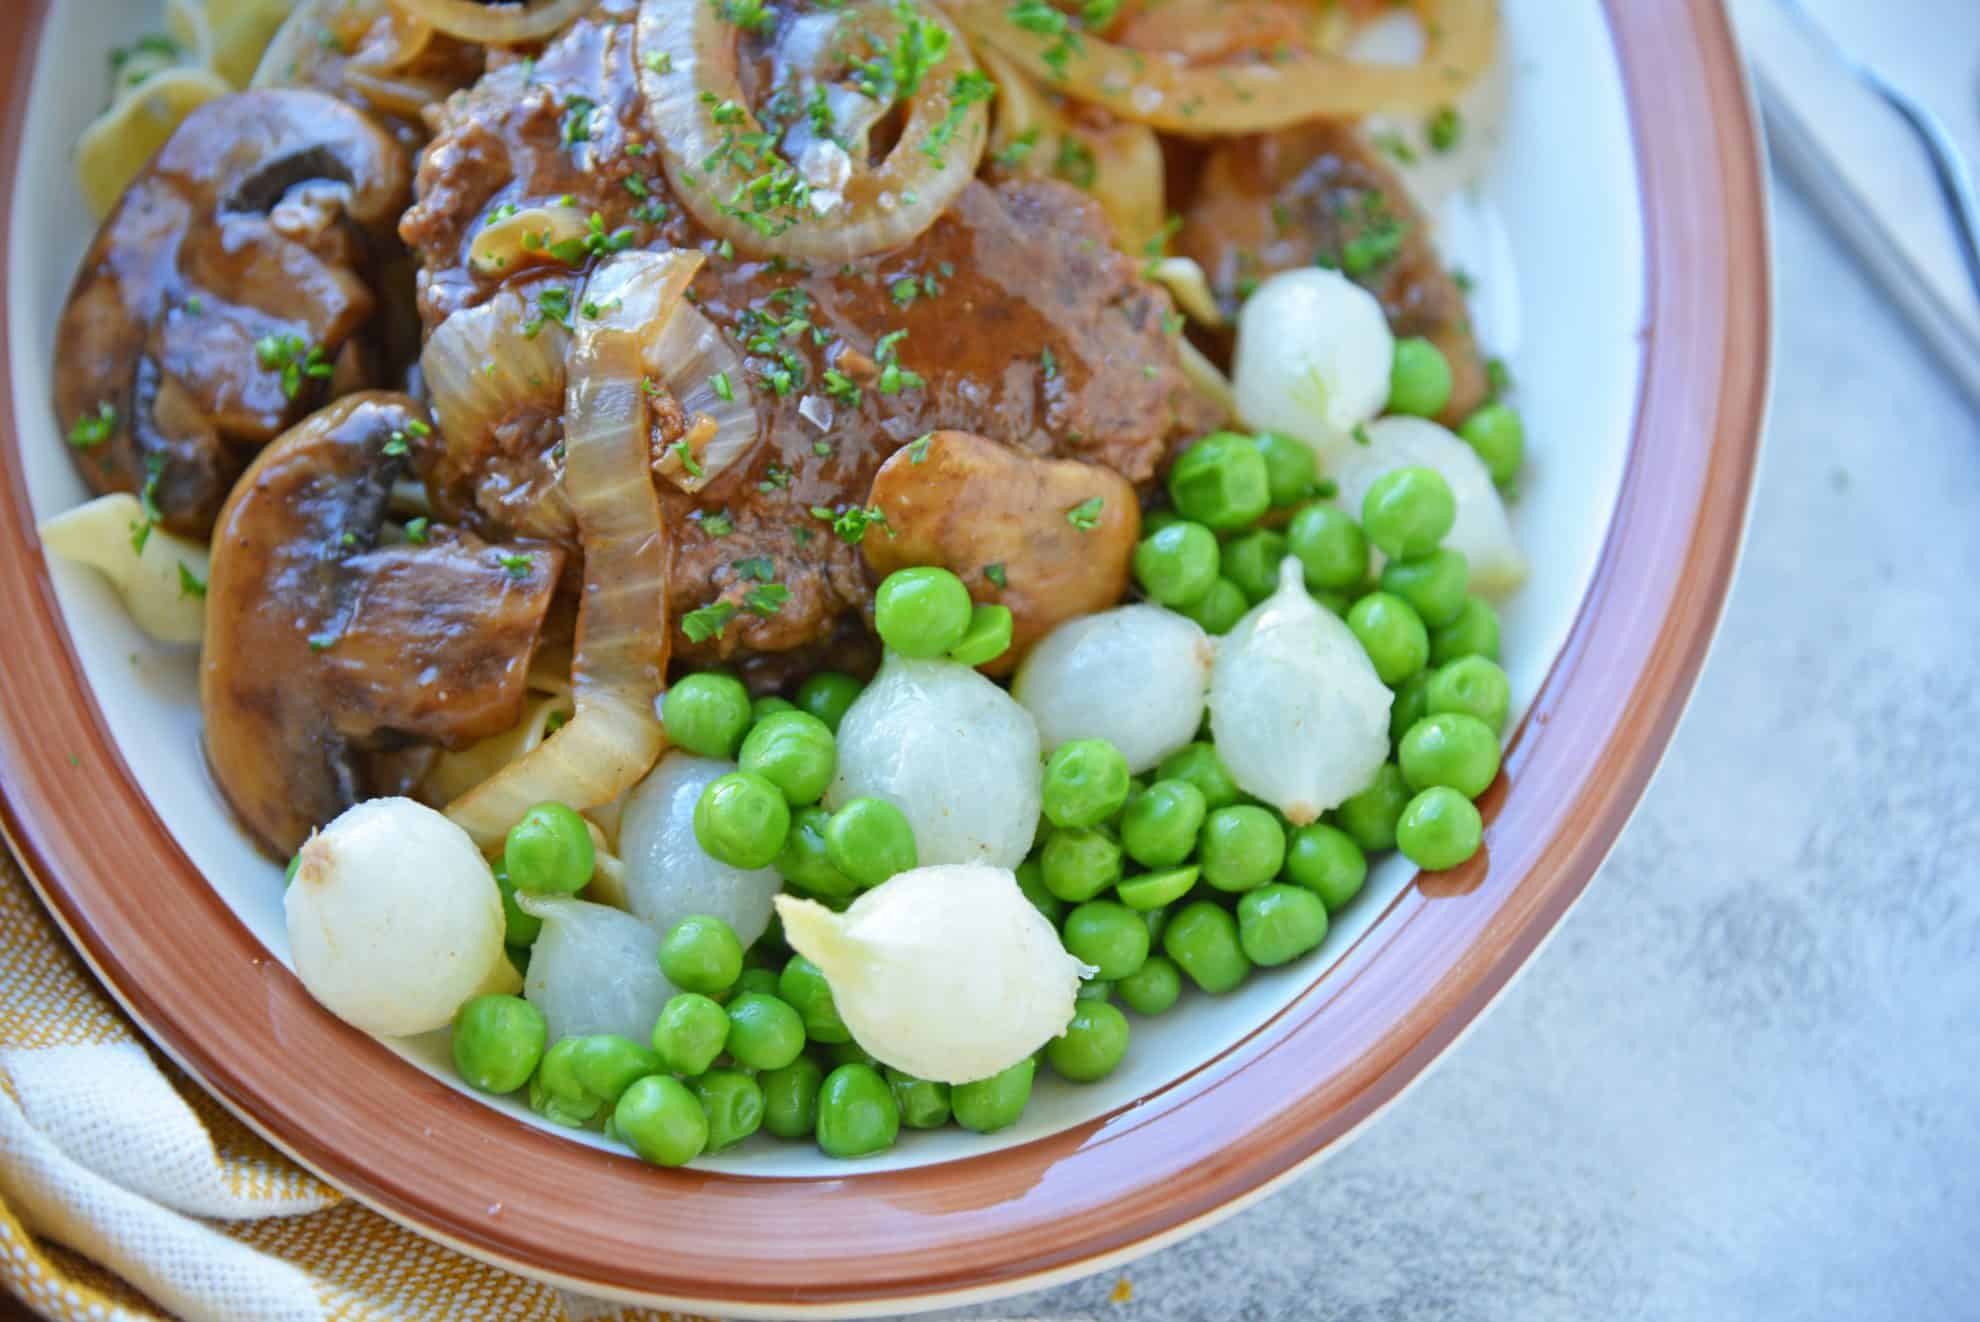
(54, 89, 412, 539)
(864, 431, 1139, 676)
(202, 392, 564, 857)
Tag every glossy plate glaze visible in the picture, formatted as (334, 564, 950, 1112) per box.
(0, 0, 1768, 1314)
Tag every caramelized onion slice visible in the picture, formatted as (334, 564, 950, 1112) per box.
(391, 0, 595, 44)
(646, 301, 759, 494)
(445, 250, 702, 846)
(951, 0, 1498, 135)
(636, 0, 989, 261)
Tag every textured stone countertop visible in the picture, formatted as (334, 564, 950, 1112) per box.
(920, 172, 1980, 1322)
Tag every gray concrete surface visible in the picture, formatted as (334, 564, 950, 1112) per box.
(920, 171, 1980, 1322)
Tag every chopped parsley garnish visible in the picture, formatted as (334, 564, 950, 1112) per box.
(66, 401, 116, 449)
(549, 213, 636, 265)
(715, 0, 776, 33)
(404, 517, 430, 545)
(561, 96, 597, 149)
(1351, 423, 1373, 447)
(184, 295, 204, 316)
(758, 463, 792, 492)
(993, 129, 1039, 168)
(873, 329, 923, 395)
(853, 1, 951, 103)
(524, 287, 575, 338)
(732, 555, 776, 582)
(672, 440, 704, 477)
(906, 433, 932, 463)
(924, 69, 994, 166)
(1065, 496, 1105, 531)
(1486, 356, 1514, 400)
(699, 509, 735, 537)
(1371, 130, 1418, 166)
(891, 277, 923, 306)
(1008, 0, 1079, 75)
(682, 600, 739, 642)
(811, 503, 889, 545)
(624, 174, 652, 199)
(544, 709, 571, 735)
(254, 334, 333, 400)
(1162, 310, 1186, 336)
(812, 440, 833, 457)
(1052, 135, 1097, 189)
(176, 563, 206, 599)
(1339, 194, 1408, 278)
(1082, 0, 1120, 24)
(1427, 106, 1464, 153)
(1040, 346, 1058, 379)
(823, 370, 862, 407)
(711, 370, 735, 402)
(743, 582, 791, 615)
(984, 562, 1007, 589)
(307, 632, 337, 654)
(643, 51, 673, 74)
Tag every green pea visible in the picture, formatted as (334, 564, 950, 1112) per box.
(1076, 979, 1113, 1002)
(1459, 402, 1525, 485)
(493, 865, 542, 946)
(1360, 466, 1456, 560)
(693, 771, 791, 870)
(1141, 508, 1183, 535)
(1221, 529, 1289, 605)
(1062, 900, 1150, 980)
(1236, 884, 1330, 966)
(1380, 548, 1469, 628)
(1134, 521, 1220, 608)
(1396, 787, 1483, 870)
(1119, 778, 1207, 868)
(947, 603, 1015, 667)
(1399, 712, 1501, 799)
(1116, 954, 1182, 1016)
(823, 1039, 880, 1070)
(1286, 505, 1370, 591)
(734, 967, 781, 999)
(760, 1057, 824, 1139)
(1430, 596, 1501, 666)
(662, 672, 753, 759)
(1336, 763, 1411, 853)
(775, 805, 858, 900)
(451, 995, 547, 1094)
(816, 1064, 899, 1158)
(1315, 588, 1354, 617)
(795, 671, 863, 732)
(1198, 805, 1286, 892)
(1156, 742, 1241, 811)
(752, 694, 797, 723)
(658, 915, 745, 996)
(1176, 576, 1249, 635)
(875, 566, 972, 658)
(529, 1034, 662, 1128)
(503, 802, 595, 896)
(689, 1068, 763, 1152)
(953, 1057, 1035, 1134)
(1282, 823, 1368, 911)
(613, 1075, 707, 1166)
(778, 955, 851, 1045)
(1427, 656, 1512, 732)
(1042, 739, 1133, 829)
(1388, 336, 1454, 417)
(1141, 904, 1171, 947)
(1347, 591, 1431, 687)
(1116, 864, 1199, 911)
(1046, 1001, 1130, 1083)
(886, 1069, 953, 1129)
(1163, 901, 1251, 994)
(1040, 825, 1123, 903)
(736, 710, 837, 806)
(1253, 432, 1317, 508)
(650, 992, 730, 1076)
(1167, 431, 1272, 530)
(1014, 857, 1064, 925)
(823, 797, 917, 887)
(1389, 670, 1433, 746)
(726, 992, 807, 1071)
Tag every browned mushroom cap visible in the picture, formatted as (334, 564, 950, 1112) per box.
(54, 89, 412, 540)
(202, 392, 565, 857)
(864, 430, 1140, 676)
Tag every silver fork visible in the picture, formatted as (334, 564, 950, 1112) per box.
(1777, 0, 1980, 307)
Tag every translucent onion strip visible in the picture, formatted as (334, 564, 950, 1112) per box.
(390, 0, 595, 45)
(445, 249, 701, 846)
(469, 204, 591, 276)
(635, 0, 989, 261)
(951, 0, 1498, 135)
(645, 301, 759, 494)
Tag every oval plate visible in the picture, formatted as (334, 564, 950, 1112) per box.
(0, 0, 1768, 1314)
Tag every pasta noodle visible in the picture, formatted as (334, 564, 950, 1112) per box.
(37, 494, 211, 646)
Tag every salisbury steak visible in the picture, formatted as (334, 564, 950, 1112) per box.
(399, 1, 1221, 676)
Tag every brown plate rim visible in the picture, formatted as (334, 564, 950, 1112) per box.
(0, 0, 1770, 1311)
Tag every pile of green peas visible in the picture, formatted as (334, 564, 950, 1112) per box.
(449, 337, 1523, 1163)
(452, 903, 1041, 1166)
